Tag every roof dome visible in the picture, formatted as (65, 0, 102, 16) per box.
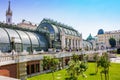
(86, 34, 95, 41)
(98, 29, 104, 35)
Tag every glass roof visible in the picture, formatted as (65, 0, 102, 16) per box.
(16, 30, 31, 44)
(57, 26, 79, 36)
(5, 28, 21, 43)
(63, 28, 67, 34)
(0, 28, 10, 43)
(59, 27, 63, 32)
(38, 23, 54, 34)
(82, 41, 92, 48)
(38, 22, 81, 37)
(52, 25, 59, 34)
(25, 32, 39, 45)
(35, 34, 48, 48)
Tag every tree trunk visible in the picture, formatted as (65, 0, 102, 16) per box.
(96, 63, 98, 74)
(108, 67, 109, 80)
(52, 72, 54, 80)
(101, 73, 103, 80)
(105, 73, 107, 80)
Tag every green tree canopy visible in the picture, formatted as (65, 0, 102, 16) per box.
(42, 56, 59, 80)
(66, 54, 88, 80)
(98, 53, 110, 80)
(109, 38, 116, 47)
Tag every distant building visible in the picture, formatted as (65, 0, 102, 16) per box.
(82, 40, 93, 51)
(17, 19, 37, 30)
(85, 34, 97, 50)
(97, 29, 120, 49)
(6, 0, 12, 24)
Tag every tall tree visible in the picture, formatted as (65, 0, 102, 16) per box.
(66, 54, 88, 80)
(98, 53, 110, 80)
(42, 56, 59, 80)
(109, 38, 116, 47)
(93, 53, 99, 74)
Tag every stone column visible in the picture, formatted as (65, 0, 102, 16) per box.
(77, 40, 79, 49)
(74, 39, 76, 49)
(78, 40, 80, 49)
(62, 34, 65, 49)
(71, 39, 72, 50)
(18, 62, 27, 80)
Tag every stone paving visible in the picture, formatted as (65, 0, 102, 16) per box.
(110, 57, 120, 63)
(0, 76, 19, 80)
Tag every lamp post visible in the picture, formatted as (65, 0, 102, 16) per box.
(11, 37, 15, 50)
(11, 37, 15, 60)
(11, 37, 20, 79)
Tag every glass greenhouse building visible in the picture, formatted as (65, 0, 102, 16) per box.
(0, 27, 48, 53)
(0, 18, 82, 53)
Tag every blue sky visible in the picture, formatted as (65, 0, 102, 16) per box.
(0, 0, 120, 39)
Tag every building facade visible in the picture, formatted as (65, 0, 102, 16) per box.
(0, 18, 83, 53)
(97, 29, 120, 49)
(17, 19, 37, 30)
(37, 18, 82, 51)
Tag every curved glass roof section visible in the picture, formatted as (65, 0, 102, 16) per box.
(58, 27, 63, 32)
(0, 28, 10, 43)
(5, 28, 21, 43)
(0, 26, 49, 52)
(16, 30, 31, 44)
(37, 23, 54, 34)
(52, 24, 59, 34)
(25, 32, 39, 45)
(35, 34, 48, 48)
(82, 40, 92, 48)
(38, 18, 81, 37)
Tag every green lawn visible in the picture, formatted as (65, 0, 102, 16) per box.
(116, 54, 120, 57)
(27, 63, 120, 80)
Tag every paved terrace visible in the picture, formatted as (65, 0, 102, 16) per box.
(0, 76, 19, 80)
(0, 50, 107, 66)
(110, 57, 120, 63)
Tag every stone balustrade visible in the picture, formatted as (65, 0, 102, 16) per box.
(0, 50, 107, 66)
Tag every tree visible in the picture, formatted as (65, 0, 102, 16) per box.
(66, 54, 88, 80)
(42, 56, 50, 70)
(42, 56, 59, 80)
(50, 58, 59, 80)
(98, 53, 110, 80)
(93, 53, 99, 74)
(109, 38, 116, 47)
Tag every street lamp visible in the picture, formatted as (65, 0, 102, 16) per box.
(11, 37, 20, 79)
(11, 37, 15, 51)
(11, 37, 15, 60)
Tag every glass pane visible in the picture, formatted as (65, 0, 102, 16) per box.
(0, 28, 10, 43)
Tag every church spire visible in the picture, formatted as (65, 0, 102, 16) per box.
(6, 0, 12, 16)
(8, 0, 11, 12)
(6, 0, 12, 24)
